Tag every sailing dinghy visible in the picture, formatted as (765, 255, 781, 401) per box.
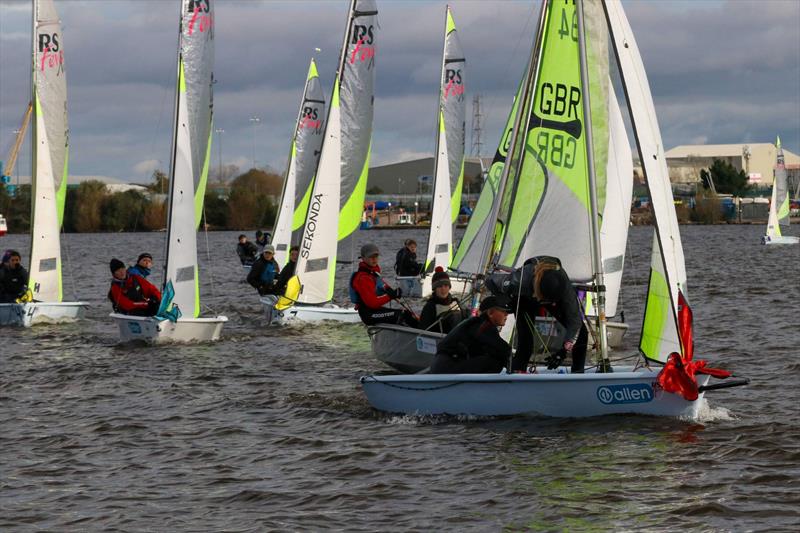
(361, 0, 746, 418)
(762, 137, 798, 245)
(275, 0, 377, 323)
(0, 0, 88, 328)
(111, 0, 227, 342)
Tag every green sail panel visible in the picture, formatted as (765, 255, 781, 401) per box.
(639, 233, 681, 362)
(774, 137, 791, 225)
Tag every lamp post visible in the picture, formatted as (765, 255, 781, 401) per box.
(249, 116, 260, 169)
(215, 128, 224, 182)
(387, 202, 392, 226)
(414, 201, 418, 224)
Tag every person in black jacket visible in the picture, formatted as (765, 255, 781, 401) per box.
(419, 267, 467, 333)
(0, 250, 29, 303)
(430, 295, 512, 374)
(247, 245, 281, 295)
(394, 239, 422, 276)
(236, 234, 258, 266)
(484, 256, 588, 373)
(275, 245, 299, 295)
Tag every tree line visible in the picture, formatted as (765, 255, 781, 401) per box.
(0, 168, 282, 233)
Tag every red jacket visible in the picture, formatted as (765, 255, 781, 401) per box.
(109, 273, 162, 314)
(351, 261, 392, 310)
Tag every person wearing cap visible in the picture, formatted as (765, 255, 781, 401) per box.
(247, 245, 282, 296)
(484, 256, 587, 373)
(275, 245, 299, 295)
(0, 250, 29, 303)
(254, 230, 271, 250)
(236, 234, 258, 266)
(430, 295, 512, 374)
(350, 243, 418, 327)
(107, 258, 161, 316)
(127, 253, 154, 279)
(419, 267, 467, 333)
(394, 238, 423, 277)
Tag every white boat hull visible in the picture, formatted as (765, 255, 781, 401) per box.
(368, 324, 445, 373)
(360, 366, 712, 418)
(395, 276, 422, 298)
(280, 303, 361, 323)
(762, 235, 799, 245)
(0, 301, 88, 327)
(111, 313, 227, 343)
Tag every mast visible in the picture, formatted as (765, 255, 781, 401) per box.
(576, 0, 609, 365)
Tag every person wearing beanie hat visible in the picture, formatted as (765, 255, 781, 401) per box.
(419, 267, 467, 333)
(108, 257, 161, 316)
(247, 244, 281, 296)
(483, 256, 588, 373)
(236, 234, 258, 266)
(0, 250, 29, 303)
(127, 252, 154, 279)
(430, 292, 511, 374)
(349, 243, 419, 328)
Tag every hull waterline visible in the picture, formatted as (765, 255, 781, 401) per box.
(111, 313, 227, 343)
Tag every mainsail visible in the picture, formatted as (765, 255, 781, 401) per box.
(29, 0, 68, 302)
(423, 6, 465, 284)
(164, 0, 214, 318)
(295, 0, 377, 304)
(766, 136, 790, 239)
(273, 59, 326, 266)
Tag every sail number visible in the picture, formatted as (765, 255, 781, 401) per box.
(534, 131, 576, 169)
(558, 7, 578, 42)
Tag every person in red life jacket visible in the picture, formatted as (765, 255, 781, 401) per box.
(419, 267, 467, 333)
(430, 295, 512, 374)
(108, 258, 161, 316)
(350, 243, 419, 327)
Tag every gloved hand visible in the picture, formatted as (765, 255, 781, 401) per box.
(545, 349, 566, 370)
(385, 286, 401, 300)
(146, 298, 160, 316)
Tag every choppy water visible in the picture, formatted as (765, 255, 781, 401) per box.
(1, 225, 798, 531)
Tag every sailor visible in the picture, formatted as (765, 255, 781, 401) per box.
(247, 245, 281, 296)
(0, 250, 29, 303)
(430, 295, 512, 374)
(127, 252, 154, 279)
(350, 243, 418, 327)
(394, 238, 422, 276)
(108, 258, 161, 316)
(484, 256, 588, 373)
(419, 267, 467, 333)
(275, 245, 299, 296)
(255, 230, 271, 250)
(236, 234, 258, 266)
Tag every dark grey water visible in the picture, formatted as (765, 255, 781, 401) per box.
(1, 225, 798, 531)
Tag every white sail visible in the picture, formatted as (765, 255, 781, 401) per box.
(765, 181, 782, 239)
(29, 0, 68, 303)
(422, 113, 453, 296)
(604, 0, 687, 363)
(164, 0, 214, 318)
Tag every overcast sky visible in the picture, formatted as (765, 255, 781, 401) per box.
(1, 0, 798, 184)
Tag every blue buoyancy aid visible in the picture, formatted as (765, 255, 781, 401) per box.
(260, 261, 277, 284)
(348, 270, 386, 305)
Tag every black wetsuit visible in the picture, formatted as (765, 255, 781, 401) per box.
(430, 315, 510, 374)
(419, 294, 467, 334)
(0, 265, 29, 303)
(394, 247, 422, 276)
(485, 257, 587, 372)
(276, 259, 296, 295)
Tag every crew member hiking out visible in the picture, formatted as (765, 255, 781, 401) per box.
(485, 256, 588, 373)
(108, 258, 161, 316)
(430, 295, 513, 374)
(247, 245, 281, 296)
(351, 243, 419, 327)
(419, 267, 468, 333)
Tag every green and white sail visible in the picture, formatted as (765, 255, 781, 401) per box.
(29, 0, 68, 302)
(164, 0, 214, 318)
(766, 136, 790, 239)
(295, 0, 377, 304)
(605, 0, 687, 363)
(273, 59, 326, 266)
(422, 6, 465, 292)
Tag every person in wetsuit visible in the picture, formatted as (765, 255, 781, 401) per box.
(350, 243, 418, 327)
(108, 258, 161, 316)
(236, 234, 258, 266)
(247, 245, 281, 296)
(484, 256, 588, 373)
(0, 250, 29, 303)
(275, 245, 299, 296)
(418, 267, 467, 334)
(430, 295, 512, 374)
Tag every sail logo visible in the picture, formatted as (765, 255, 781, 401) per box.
(530, 82, 583, 169)
(300, 194, 323, 259)
(186, 0, 213, 36)
(299, 106, 323, 133)
(443, 69, 464, 100)
(38, 34, 64, 74)
(350, 25, 376, 67)
(596, 384, 654, 405)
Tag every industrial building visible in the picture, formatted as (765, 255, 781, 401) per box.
(367, 156, 491, 196)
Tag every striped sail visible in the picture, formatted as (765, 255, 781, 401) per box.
(273, 59, 326, 267)
(422, 6, 465, 294)
(336, 0, 377, 242)
(29, 0, 68, 302)
(605, 0, 687, 363)
(295, 0, 376, 304)
(164, 0, 214, 318)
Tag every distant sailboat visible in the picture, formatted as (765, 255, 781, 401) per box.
(111, 0, 227, 342)
(277, 0, 377, 323)
(0, 0, 88, 327)
(762, 137, 798, 245)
